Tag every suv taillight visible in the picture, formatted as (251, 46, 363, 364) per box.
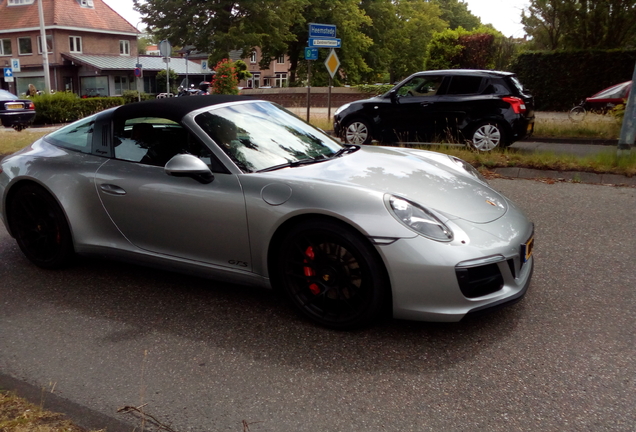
(502, 97, 526, 114)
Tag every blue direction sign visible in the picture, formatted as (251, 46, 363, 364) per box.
(309, 23, 337, 39)
(3, 68, 14, 83)
(304, 47, 318, 60)
(308, 37, 342, 48)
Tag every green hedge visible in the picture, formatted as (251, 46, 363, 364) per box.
(30, 93, 125, 125)
(511, 49, 636, 111)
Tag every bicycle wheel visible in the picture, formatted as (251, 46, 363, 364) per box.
(568, 105, 586, 122)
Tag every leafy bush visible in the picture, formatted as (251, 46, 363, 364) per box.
(211, 59, 239, 95)
(31, 93, 123, 125)
(122, 90, 154, 104)
(511, 49, 636, 111)
(354, 84, 394, 95)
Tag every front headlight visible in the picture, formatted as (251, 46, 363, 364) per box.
(388, 196, 453, 241)
(449, 156, 487, 183)
(334, 103, 350, 117)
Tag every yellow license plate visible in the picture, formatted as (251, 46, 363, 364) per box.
(6, 103, 23, 110)
(522, 235, 534, 263)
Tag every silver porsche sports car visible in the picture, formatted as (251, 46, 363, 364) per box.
(0, 96, 534, 329)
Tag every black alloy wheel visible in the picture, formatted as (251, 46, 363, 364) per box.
(7, 183, 74, 269)
(277, 219, 388, 329)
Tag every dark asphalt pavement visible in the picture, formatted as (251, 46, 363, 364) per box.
(1, 179, 635, 431)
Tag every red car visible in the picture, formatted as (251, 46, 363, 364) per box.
(586, 80, 631, 111)
(569, 81, 631, 121)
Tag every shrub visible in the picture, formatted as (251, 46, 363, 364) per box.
(31, 93, 123, 124)
(211, 59, 239, 95)
(122, 90, 154, 104)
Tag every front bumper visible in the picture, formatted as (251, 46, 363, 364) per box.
(376, 211, 534, 322)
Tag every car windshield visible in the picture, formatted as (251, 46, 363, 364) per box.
(591, 81, 631, 99)
(0, 90, 19, 100)
(196, 101, 343, 173)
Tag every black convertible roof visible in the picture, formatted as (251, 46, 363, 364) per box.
(113, 95, 254, 122)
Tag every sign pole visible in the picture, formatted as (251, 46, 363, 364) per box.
(307, 60, 312, 122)
(617, 60, 636, 155)
(327, 76, 332, 123)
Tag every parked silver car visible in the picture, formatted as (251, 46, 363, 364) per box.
(0, 96, 534, 329)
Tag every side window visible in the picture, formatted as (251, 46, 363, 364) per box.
(46, 115, 95, 153)
(446, 76, 483, 95)
(397, 76, 444, 97)
(113, 117, 225, 171)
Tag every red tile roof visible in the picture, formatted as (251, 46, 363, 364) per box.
(0, 0, 138, 34)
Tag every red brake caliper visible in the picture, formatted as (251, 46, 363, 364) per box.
(303, 246, 320, 295)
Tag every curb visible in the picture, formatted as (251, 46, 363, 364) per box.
(521, 137, 619, 146)
(490, 167, 636, 186)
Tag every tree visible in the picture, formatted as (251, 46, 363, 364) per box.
(156, 68, 179, 94)
(433, 0, 482, 31)
(521, 0, 636, 50)
(427, 26, 508, 71)
(134, 0, 307, 65)
(359, 0, 447, 83)
(233, 60, 252, 82)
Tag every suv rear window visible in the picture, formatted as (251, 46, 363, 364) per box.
(445, 76, 483, 95)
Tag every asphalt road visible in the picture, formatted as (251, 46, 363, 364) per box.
(1, 179, 635, 432)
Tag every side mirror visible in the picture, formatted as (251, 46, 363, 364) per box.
(389, 89, 398, 103)
(165, 154, 214, 184)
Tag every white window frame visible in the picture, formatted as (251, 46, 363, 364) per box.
(250, 51, 257, 64)
(80, 0, 94, 7)
(8, 0, 35, 5)
(277, 54, 285, 64)
(275, 72, 287, 88)
(0, 39, 12, 56)
(69, 36, 82, 53)
(18, 37, 33, 55)
(119, 40, 130, 56)
(37, 35, 53, 54)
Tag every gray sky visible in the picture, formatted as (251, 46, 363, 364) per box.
(104, 0, 530, 38)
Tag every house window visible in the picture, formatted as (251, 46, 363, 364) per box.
(253, 73, 260, 88)
(277, 54, 285, 64)
(119, 40, 130, 56)
(263, 78, 270, 87)
(250, 51, 256, 64)
(37, 35, 53, 54)
(0, 39, 12, 56)
(69, 36, 82, 53)
(79, 0, 94, 7)
(80, 76, 108, 97)
(8, 0, 35, 5)
(114, 75, 134, 95)
(275, 73, 287, 88)
(18, 37, 32, 55)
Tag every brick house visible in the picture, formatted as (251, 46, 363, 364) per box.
(235, 47, 291, 89)
(0, 0, 204, 96)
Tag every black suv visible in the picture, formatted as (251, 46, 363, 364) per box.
(334, 70, 534, 151)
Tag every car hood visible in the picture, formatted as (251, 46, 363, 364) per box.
(268, 146, 508, 224)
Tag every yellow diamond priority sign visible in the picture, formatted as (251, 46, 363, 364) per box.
(324, 49, 340, 79)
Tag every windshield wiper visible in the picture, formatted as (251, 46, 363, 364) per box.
(257, 156, 329, 173)
(332, 145, 360, 158)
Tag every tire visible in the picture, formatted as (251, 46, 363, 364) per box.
(467, 122, 504, 152)
(7, 183, 74, 269)
(568, 105, 586, 122)
(276, 219, 389, 329)
(343, 119, 372, 145)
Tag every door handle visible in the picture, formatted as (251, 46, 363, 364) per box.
(99, 184, 127, 196)
(420, 102, 431, 107)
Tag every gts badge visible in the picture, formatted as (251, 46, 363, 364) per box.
(229, 260, 248, 268)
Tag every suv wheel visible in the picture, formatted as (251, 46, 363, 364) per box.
(343, 119, 372, 145)
(468, 122, 504, 151)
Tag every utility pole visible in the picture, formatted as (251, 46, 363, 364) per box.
(617, 61, 636, 155)
(37, 0, 51, 92)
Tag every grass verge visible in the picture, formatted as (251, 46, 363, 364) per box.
(0, 390, 100, 432)
(411, 144, 636, 177)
